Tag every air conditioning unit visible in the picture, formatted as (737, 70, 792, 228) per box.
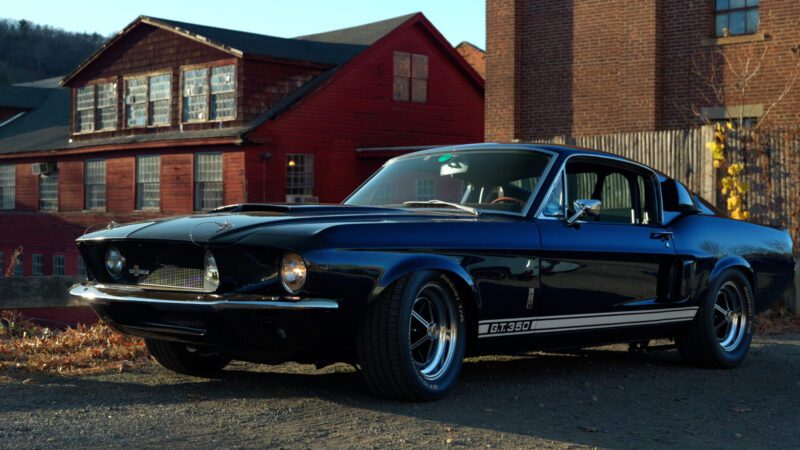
(31, 162, 56, 176)
(286, 195, 319, 204)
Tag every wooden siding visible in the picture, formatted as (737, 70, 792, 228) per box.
(247, 21, 485, 203)
(65, 23, 324, 140)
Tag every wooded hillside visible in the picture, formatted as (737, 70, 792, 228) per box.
(0, 19, 106, 85)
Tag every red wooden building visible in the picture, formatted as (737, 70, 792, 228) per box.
(0, 13, 484, 281)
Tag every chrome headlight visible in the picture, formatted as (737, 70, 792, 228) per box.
(280, 253, 307, 294)
(104, 247, 125, 279)
(204, 250, 220, 291)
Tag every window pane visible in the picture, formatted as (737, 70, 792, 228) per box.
(412, 54, 429, 79)
(210, 65, 235, 93)
(148, 74, 171, 126)
(746, 0, 758, 6)
(85, 159, 106, 210)
(97, 83, 117, 130)
(393, 76, 409, 101)
(729, 0, 745, 8)
(32, 254, 43, 276)
(77, 256, 87, 278)
(411, 78, 428, 103)
(125, 78, 147, 128)
(715, 0, 729, 10)
(183, 68, 208, 121)
(211, 92, 235, 120)
(39, 172, 58, 211)
(286, 154, 315, 197)
(729, 11, 746, 35)
(195, 153, 223, 210)
(0, 164, 15, 210)
(76, 86, 95, 132)
(393, 52, 411, 76)
(53, 255, 64, 276)
(716, 13, 729, 37)
(746, 9, 759, 33)
(136, 155, 160, 210)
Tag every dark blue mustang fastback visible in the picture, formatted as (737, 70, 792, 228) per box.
(71, 143, 796, 401)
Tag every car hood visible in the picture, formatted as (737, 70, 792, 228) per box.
(77, 203, 514, 245)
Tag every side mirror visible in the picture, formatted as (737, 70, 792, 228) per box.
(566, 199, 601, 225)
(661, 179, 698, 214)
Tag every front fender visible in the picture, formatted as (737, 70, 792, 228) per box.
(373, 253, 482, 309)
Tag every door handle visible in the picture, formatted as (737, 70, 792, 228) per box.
(650, 231, 674, 240)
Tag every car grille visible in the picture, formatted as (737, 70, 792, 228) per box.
(137, 265, 206, 291)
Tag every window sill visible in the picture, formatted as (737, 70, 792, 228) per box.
(82, 209, 107, 213)
(133, 208, 161, 213)
(702, 32, 765, 47)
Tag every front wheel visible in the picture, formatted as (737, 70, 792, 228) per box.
(357, 271, 466, 401)
(677, 269, 754, 368)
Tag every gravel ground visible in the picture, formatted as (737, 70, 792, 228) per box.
(1, 335, 799, 449)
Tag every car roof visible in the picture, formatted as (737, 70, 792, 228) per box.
(393, 142, 634, 164)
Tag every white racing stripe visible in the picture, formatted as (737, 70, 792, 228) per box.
(477, 307, 698, 338)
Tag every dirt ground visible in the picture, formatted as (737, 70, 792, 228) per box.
(1, 335, 799, 449)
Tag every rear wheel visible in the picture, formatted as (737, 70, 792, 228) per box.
(145, 338, 230, 376)
(677, 270, 754, 368)
(357, 271, 466, 401)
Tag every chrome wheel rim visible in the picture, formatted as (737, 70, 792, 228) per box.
(714, 281, 747, 352)
(408, 283, 458, 381)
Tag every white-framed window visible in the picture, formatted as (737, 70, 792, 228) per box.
(125, 77, 147, 128)
(194, 153, 223, 210)
(183, 68, 208, 122)
(39, 171, 58, 211)
(136, 155, 160, 210)
(77, 255, 87, 278)
(84, 159, 106, 210)
(96, 82, 118, 130)
(0, 164, 14, 210)
(286, 154, 314, 196)
(393, 51, 429, 103)
(148, 74, 171, 126)
(415, 179, 436, 201)
(53, 255, 65, 276)
(32, 254, 43, 276)
(210, 65, 236, 120)
(75, 85, 95, 133)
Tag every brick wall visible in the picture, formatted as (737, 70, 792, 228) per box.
(487, 0, 800, 140)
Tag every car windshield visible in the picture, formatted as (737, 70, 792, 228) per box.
(345, 150, 555, 214)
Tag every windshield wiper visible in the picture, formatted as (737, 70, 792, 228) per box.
(403, 200, 479, 216)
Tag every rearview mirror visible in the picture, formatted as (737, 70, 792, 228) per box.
(566, 199, 601, 225)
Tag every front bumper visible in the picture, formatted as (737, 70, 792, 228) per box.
(69, 283, 344, 362)
(69, 283, 339, 311)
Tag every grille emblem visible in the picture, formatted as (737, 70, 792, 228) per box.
(129, 265, 150, 277)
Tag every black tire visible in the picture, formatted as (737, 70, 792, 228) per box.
(356, 271, 467, 401)
(677, 269, 754, 368)
(145, 338, 231, 376)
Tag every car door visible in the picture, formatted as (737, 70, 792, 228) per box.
(534, 156, 685, 334)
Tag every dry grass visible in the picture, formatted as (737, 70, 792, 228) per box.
(755, 303, 800, 335)
(0, 311, 149, 375)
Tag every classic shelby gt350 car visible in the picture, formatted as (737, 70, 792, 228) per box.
(70, 144, 795, 401)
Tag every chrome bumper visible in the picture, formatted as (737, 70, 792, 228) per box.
(69, 283, 339, 311)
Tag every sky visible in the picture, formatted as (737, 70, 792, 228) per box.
(1, 0, 486, 49)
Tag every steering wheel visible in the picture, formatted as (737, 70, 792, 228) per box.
(490, 196, 526, 207)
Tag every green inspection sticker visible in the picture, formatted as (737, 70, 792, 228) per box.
(438, 154, 453, 163)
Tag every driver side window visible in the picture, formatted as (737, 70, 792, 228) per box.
(546, 158, 659, 225)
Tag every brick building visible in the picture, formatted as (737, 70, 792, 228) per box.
(0, 13, 484, 277)
(456, 42, 486, 78)
(486, 0, 800, 141)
